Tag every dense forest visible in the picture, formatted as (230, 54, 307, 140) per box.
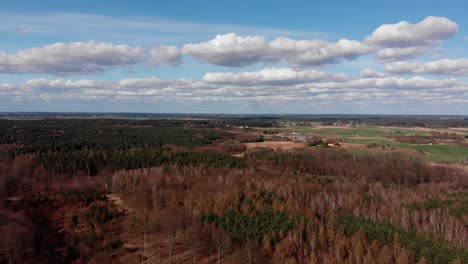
(0, 118, 466, 263)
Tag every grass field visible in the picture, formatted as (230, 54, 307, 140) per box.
(288, 126, 430, 137)
(257, 125, 431, 136)
(345, 138, 468, 163)
(256, 125, 466, 163)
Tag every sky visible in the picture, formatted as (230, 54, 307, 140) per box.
(0, 0, 467, 114)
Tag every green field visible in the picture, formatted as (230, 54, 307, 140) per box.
(288, 126, 429, 137)
(345, 138, 468, 163)
(257, 125, 431, 136)
(256, 125, 466, 163)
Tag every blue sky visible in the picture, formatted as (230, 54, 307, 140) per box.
(0, 0, 467, 114)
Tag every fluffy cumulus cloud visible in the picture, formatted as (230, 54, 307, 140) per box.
(118, 77, 197, 90)
(267, 37, 369, 66)
(0, 16, 462, 75)
(22, 78, 112, 90)
(0, 15, 467, 111)
(385, 58, 468, 76)
(332, 76, 460, 90)
(150, 46, 181, 66)
(365, 16, 458, 48)
(365, 16, 459, 62)
(179, 17, 460, 66)
(1, 69, 466, 109)
(182, 33, 268, 67)
(178, 17, 461, 66)
(0, 41, 145, 75)
(182, 33, 370, 67)
(181, 16, 462, 66)
(376, 47, 423, 61)
(202, 68, 350, 85)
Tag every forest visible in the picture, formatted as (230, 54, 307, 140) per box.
(0, 117, 466, 264)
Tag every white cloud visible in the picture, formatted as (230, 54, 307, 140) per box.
(182, 33, 269, 67)
(385, 58, 468, 76)
(178, 17, 459, 67)
(176, 17, 459, 67)
(366, 16, 458, 62)
(1, 73, 466, 108)
(0, 84, 16, 98)
(182, 33, 370, 67)
(22, 78, 112, 90)
(0, 36, 371, 73)
(1, 16, 461, 74)
(202, 68, 350, 85)
(151, 46, 181, 66)
(118, 77, 195, 89)
(267, 37, 370, 66)
(376, 47, 422, 61)
(0, 41, 145, 75)
(361, 69, 385, 78)
(119, 77, 170, 88)
(365, 16, 458, 48)
(332, 76, 460, 90)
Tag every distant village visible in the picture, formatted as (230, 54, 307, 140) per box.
(277, 120, 363, 127)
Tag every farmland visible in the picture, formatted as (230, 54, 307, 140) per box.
(257, 125, 453, 138)
(345, 138, 468, 162)
(289, 126, 431, 137)
(255, 123, 467, 163)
